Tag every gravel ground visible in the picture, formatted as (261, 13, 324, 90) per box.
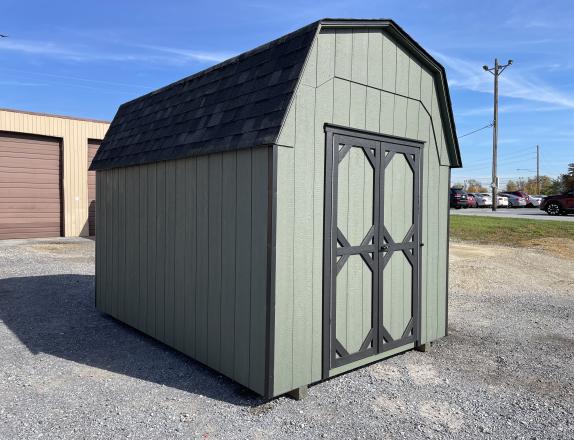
(0, 237, 573, 439)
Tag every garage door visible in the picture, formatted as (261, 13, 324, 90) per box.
(0, 132, 62, 239)
(87, 140, 100, 236)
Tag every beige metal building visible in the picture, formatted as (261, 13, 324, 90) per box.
(0, 108, 109, 239)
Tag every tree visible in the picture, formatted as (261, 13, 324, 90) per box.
(465, 179, 487, 192)
(516, 177, 526, 190)
(505, 180, 518, 191)
(564, 163, 574, 191)
(451, 182, 465, 189)
(548, 163, 574, 194)
(523, 175, 555, 195)
(547, 177, 564, 195)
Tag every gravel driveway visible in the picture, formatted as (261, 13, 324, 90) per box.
(0, 237, 573, 439)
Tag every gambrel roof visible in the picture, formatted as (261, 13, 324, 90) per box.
(91, 19, 461, 171)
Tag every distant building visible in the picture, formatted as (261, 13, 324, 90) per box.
(0, 108, 109, 238)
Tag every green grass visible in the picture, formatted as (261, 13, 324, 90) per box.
(450, 215, 574, 246)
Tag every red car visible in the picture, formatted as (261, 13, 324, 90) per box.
(466, 194, 478, 208)
(539, 190, 574, 216)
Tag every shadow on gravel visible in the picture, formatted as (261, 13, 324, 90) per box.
(0, 274, 263, 407)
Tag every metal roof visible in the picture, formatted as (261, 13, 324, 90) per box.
(91, 19, 461, 171)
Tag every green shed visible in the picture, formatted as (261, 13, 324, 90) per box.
(90, 19, 462, 399)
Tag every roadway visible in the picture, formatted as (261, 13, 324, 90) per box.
(449, 207, 574, 222)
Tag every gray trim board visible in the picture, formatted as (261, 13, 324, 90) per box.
(264, 144, 278, 399)
(445, 167, 451, 336)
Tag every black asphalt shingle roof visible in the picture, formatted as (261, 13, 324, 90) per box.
(91, 19, 461, 170)
(90, 21, 319, 170)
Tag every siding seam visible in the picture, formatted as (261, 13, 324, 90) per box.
(290, 98, 297, 390)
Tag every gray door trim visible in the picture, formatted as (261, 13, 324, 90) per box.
(378, 141, 422, 353)
(322, 124, 424, 379)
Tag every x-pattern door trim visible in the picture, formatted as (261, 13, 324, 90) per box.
(378, 141, 422, 353)
(322, 124, 424, 379)
(330, 133, 379, 369)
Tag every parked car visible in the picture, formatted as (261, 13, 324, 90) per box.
(466, 193, 478, 208)
(527, 194, 543, 207)
(497, 195, 509, 208)
(539, 190, 574, 216)
(505, 190, 531, 206)
(477, 192, 508, 208)
(470, 192, 492, 208)
(499, 192, 527, 208)
(450, 188, 468, 209)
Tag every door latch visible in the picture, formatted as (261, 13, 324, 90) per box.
(379, 244, 389, 252)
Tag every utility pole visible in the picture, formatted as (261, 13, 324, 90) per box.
(483, 58, 513, 211)
(536, 145, 540, 194)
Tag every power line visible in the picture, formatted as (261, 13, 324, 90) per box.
(457, 122, 494, 139)
(465, 154, 536, 168)
(461, 158, 537, 173)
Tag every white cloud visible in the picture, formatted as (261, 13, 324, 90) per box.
(0, 39, 231, 65)
(133, 44, 232, 63)
(0, 80, 43, 87)
(0, 40, 88, 60)
(456, 103, 566, 117)
(434, 51, 574, 109)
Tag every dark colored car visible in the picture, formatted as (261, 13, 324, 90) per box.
(466, 193, 478, 208)
(539, 190, 574, 216)
(450, 188, 468, 209)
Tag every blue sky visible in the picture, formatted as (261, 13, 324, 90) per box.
(1, 0, 573, 182)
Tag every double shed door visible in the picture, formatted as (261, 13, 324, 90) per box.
(323, 126, 423, 374)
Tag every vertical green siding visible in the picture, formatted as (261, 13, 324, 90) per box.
(234, 149, 252, 386)
(383, 154, 415, 340)
(207, 154, 223, 369)
(165, 161, 176, 347)
(95, 147, 270, 396)
(249, 148, 270, 393)
(274, 27, 451, 394)
(274, 146, 295, 392)
(183, 159, 197, 355)
(292, 82, 316, 388)
(138, 167, 148, 333)
(156, 162, 166, 343)
(220, 153, 237, 378)
(335, 147, 374, 354)
(173, 161, 186, 352)
(146, 164, 157, 335)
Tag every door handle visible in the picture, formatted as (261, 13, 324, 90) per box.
(379, 245, 389, 252)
